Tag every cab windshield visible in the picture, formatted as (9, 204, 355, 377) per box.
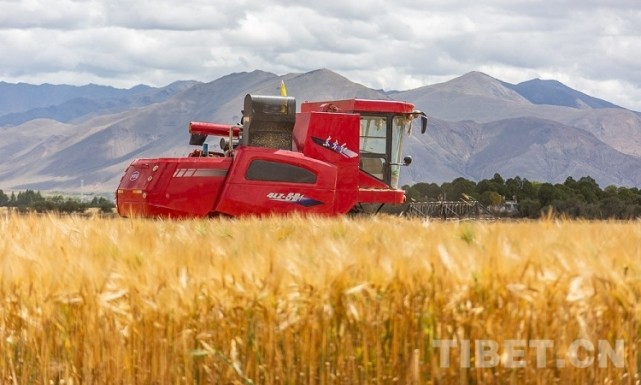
(359, 114, 411, 189)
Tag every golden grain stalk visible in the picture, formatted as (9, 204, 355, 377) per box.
(0, 214, 639, 384)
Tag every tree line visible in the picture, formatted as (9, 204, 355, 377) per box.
(403, 174, 641, 219)
(0, 189, 115, 214)
(3, 175, 641, 219)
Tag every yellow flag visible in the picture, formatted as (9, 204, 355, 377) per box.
(280, 80, 287, 97)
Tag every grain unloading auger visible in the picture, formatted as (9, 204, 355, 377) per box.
(116, 93, 427, 218)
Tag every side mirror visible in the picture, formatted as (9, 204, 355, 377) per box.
(412, 110, 428, 134)
(390, 155, 413, 167)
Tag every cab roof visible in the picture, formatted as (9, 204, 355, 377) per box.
(301, 99, 416, 114)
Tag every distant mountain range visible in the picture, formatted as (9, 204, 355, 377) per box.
(1, 69, 640, 193)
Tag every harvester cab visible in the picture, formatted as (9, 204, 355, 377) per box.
(116, 93, 427, 218)
(301, 99, 427, 190)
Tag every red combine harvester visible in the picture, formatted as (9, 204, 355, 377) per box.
(116, 93, 427, 218)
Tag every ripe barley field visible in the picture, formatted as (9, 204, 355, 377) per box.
(0, 213, 639, 384)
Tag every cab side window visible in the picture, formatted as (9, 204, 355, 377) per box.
(246, 160, 317, 184)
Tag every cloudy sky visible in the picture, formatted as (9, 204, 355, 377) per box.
(1, 0, 641, 110)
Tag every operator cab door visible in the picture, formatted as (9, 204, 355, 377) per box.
(358, 114, 407, 189)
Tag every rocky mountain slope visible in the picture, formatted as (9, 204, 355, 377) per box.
(1, 69, 640, 193)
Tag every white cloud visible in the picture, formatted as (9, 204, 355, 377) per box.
(0, 0, 641, 110)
